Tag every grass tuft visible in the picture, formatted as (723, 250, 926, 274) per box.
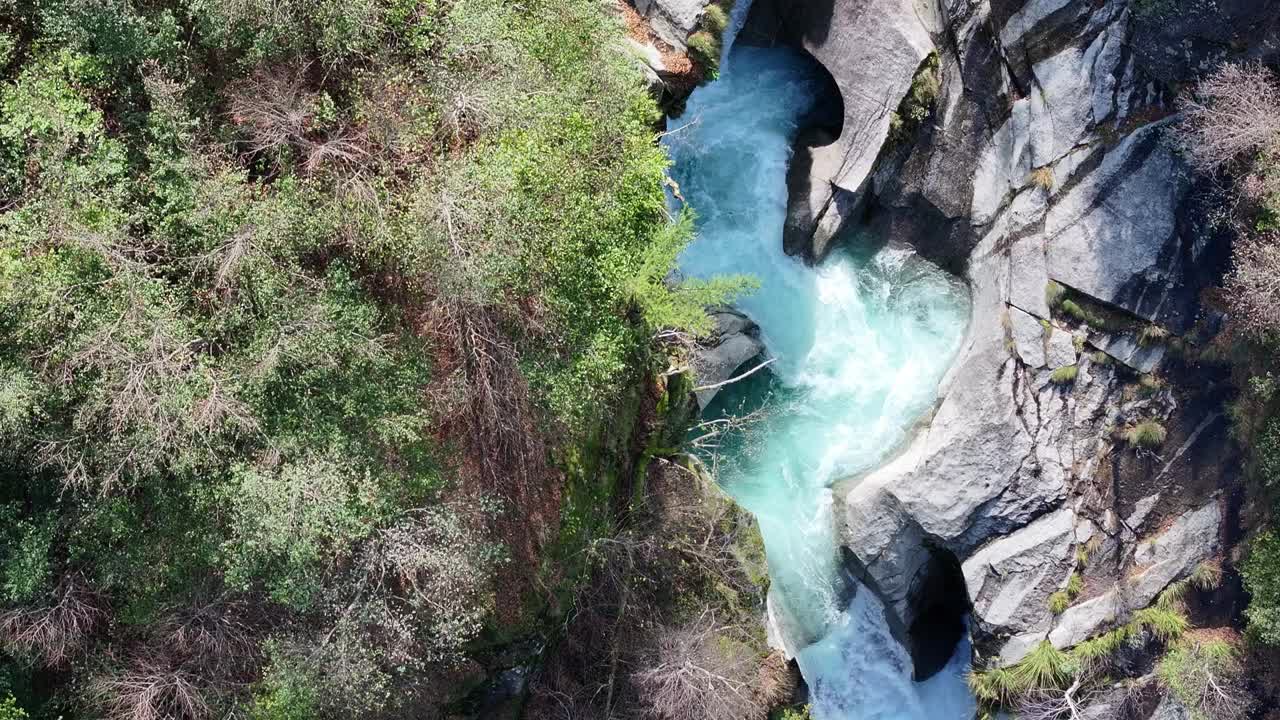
(1012, 641, 1076, 690)
(1029, 166, 1054, 190)
(1190, 560, 1223, 591)
(1050, 365, 1079, 385)
(1125, 420, 1167, 449)
(1133, 605, 1189, 641)
(1045, 281, 1066, 309)
(701, 4, 729, 35)
(1138, 324, 1169, 347)
(1059, 299, 1093, 325)
(1048, 590, 1071, 614)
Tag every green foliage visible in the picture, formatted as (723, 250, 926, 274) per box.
(1012, 641, 1076, 691)
(1157, 638, 1245, 720)
(1126, 420, 1168, 449)
(0, 512, 55, 605)
(702, 4, 730, 35)
(888, 52, 940, 144)
(0, 0, 709, 716)
(1133, 605, 1190, 641)
(0, 695, 28, 720)
(1050, 365, 1079, 385)
(1067, 572, 1084, 597)
(221, 459, 383, 610)
(247, 650, 321, 720)
(1049, 573, 1084, 613)
(774, 705, 812, 720)
(622, 211, 755, 335)
(1072, 624, 1135, 666)
(1244, 531, 1280, 643)
(1255, 415, 1280, 490)
(1059, 299, 1094, 325)
(686, 31, 720, 75)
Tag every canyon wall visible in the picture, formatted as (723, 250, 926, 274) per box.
(741, 0, 1280, 712)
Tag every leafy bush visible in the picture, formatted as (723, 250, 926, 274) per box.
(1244, 531, 1280, 643)
(686, 31, 720, 74)
(888, 53, 940, 143)
(0, 695, 27, 720)
(0, 0, 727, 717)
(1250, 413, 1280, 494)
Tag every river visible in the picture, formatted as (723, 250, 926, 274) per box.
(664, 43, 977, 720)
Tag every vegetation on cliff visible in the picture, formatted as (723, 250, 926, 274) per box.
(0, 1, 752, 718)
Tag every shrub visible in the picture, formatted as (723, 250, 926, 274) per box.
(1050, 365, 1079, 385)
(1126, 420, 1168, 449)
(1157, 638, 1251, 720)
(888, 53, 939, 143)
(701, 4, 730, 35)
(1256, 416, 1280, 490)
(1244, 531, 1280, 643)
(1175, 62, 1280, 172)
(0, 695, 27, 720)
(1139, 324, 1170, 347)
(1059, 299, 1093, 325)
(686, 31, 720, 74)
(1225, 231, 1280, 338)
(775, 706, 812, 720)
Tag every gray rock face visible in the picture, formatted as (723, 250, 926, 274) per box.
(963, 508, 1077, 634)
(1043, 119, 1196, 332)
(631, 0, 711, 50)
(797, 0, 1246, 678)
(726, 0, 1254, 693)
(742, 0, 936, 261)
(691, 310, 765, 409)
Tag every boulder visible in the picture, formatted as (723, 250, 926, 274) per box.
(691, 310, 766, 409)
(1043, 119, 1197, 331)
(631, 0, 711, 50)
(963, 508, 1077, 634)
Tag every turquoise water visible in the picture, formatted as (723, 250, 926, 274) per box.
(665, 46, 975, 719)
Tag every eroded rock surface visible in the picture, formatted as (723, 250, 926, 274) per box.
(691, 309, 766, 409)
(735, 0, 1272, 700)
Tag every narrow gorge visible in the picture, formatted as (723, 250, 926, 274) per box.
(625, 0, 1280, 717)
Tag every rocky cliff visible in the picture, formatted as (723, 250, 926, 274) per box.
(739, 0, 1280, 713)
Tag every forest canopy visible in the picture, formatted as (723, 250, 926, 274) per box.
(0, 0, 746, 718)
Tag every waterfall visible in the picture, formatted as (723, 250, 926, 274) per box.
(664, 45, 976, 720)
